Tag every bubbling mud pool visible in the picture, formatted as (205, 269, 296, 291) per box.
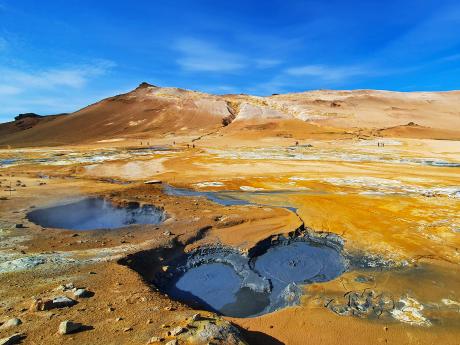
(27, 198, 165, 230)
(160, 239, 347, 318)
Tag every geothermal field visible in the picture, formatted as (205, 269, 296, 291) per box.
(0, 84, 459, 344)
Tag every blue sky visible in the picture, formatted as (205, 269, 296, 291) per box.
(1, 0, 460, 122)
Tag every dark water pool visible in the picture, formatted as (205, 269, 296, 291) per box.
(27, 198, 165, 230)
(163, 240, 346, 318)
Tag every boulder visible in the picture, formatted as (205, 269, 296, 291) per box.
(0, 333, 24, 345)
(58, 321, 82, 335)
(0, 318, 22, 330)
(73, 288, 92, 298)
(169, 326, 187, 336)
(52, 296, 77, 308)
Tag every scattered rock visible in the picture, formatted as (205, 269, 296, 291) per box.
(163, 231, 171, 236)
(0, 333, 24, 345)
(73, 288, 92, 298)
(58, 320, 82, 335)
(0, 318, 22, 330)
(123, 327, 133, 332)
(15, 224, 25, 229)
(52, 296, 77, 308)
(144, 180, 162, 185)
(56, 282, 75, 291)
(169, 326, 187, 336)
(191, 313, 201, 322)
(30, 298, 53, 311)
(148, 336, 164, 343)
(165, 340, 178, 345)
(176, 316, 248, 345)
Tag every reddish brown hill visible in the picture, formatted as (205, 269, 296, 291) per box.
(0, 83, 232, 147)
(1, 85, 459, 147)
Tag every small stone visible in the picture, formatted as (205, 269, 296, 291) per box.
(115, 317, 123, 322)
(108, 307, 115, 312)
(15, 224, 24, 229)
(163, 231, 171, 236)
(148, 336, 164, 343)
(169, 326, 187, 336)
(191, 313, 201, 322)
(162, 266, 169, 272)
(73, 288, 91, 298)
(29, 298, 53, 311)
(52, 296, 76, 308)
(123, 327, 133, 332)
(58, 320, 82, 335)
(0, 318, 22, 330)
(56, 282, 75, 291)
(144, 180, 162, 185)
(146, 319, 153, 324)
(0, 333, 23, 345)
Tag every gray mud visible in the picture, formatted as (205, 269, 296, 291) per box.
(160, 236, 347, 318)
(27, 198, 165, 230)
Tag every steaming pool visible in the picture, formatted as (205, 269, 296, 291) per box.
(27, 198, 165, 230)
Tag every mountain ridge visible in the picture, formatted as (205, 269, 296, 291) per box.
(1, 83, 459, 147)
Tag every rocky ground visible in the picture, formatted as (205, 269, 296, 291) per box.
(0, 134, 459, 344)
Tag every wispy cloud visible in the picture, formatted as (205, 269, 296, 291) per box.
(0, 85, 21, 96)
(285, 64, 370, 82)
(0, 60, 115, 97)
(379, 4, 460, 62)
(174, 38, 246, 72)
(0, 60, 115, 91)
(438, 53, 460, 63)
(0, 36, 8, 51)
(255, 59, 282, 69)
(0, 59, 116, 120)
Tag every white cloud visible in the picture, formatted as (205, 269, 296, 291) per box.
(0, 60, 115, 90)
(0, 60, 116, 121)
(255, 59, 282, 69)
(285, 64, 369, 82)
(0, 37, 7, 51)
(175, 38, 245, 72)
(0, 85, 21, 95)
